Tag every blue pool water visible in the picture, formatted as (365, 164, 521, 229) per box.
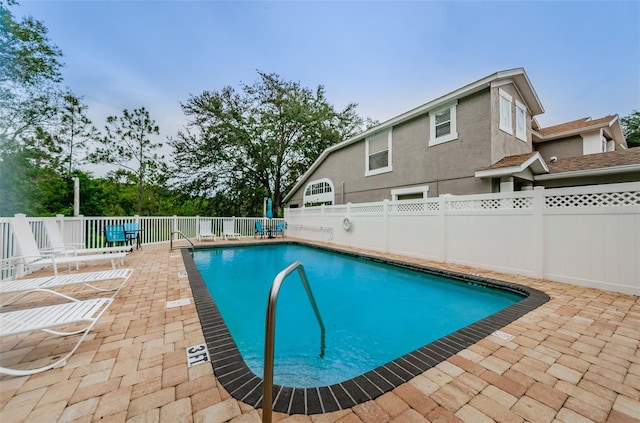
(193, 244, 522, 388)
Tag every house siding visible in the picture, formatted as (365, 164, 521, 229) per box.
(286, 89, 496, 206)
(490, 83, 532, 164)
(535, 136, 583, 161)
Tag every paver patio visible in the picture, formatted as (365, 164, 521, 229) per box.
(0, 239, 638, 422)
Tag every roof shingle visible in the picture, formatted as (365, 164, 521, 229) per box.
(536, 115, 617, 137)
(547, 147, 640, 173)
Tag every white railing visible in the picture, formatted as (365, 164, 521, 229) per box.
(285, 182, 640, 296)
(0, 215, 284, 280)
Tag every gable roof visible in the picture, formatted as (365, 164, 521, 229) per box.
(533, 115, 624, 144)
(284, 68, 544, 203)
(476, 148, 640, 182)
(475, 152, 549, 178)
(545, 148, 640, 173)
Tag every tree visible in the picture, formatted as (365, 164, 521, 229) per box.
(56, 91, 99, 175)
(621, 110, 640, 148)
(88, 107, 166, 215)
(170, 71, 368, 217)
(0, 0, 63, 144)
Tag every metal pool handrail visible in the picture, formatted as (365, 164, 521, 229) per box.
(263, 261, 325, 423)
(170, 230, 194, 255)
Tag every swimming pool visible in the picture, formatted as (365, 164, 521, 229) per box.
(183, 242, 549, 414)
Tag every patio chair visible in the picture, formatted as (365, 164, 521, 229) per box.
(10, 216, 126, 276)
(254, 221, 268, 239)
(273, 221, 286, 237)
(43, 219, 132, 256)
(0, 289, 116, 376)
(123, 222, 142, 249)
(198, 220, 217, 241)
(0, 268, 133, 307)
(223, 218, 241, 240)
(104, 224, 127, 247)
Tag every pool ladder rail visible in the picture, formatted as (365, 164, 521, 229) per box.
(170, 230, 195, 255)
(263, 261, 325, 423)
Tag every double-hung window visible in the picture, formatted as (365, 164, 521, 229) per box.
(365, 129, 393, 176)
(499, 88, 513, 134)
(429, 101, 458, 146)
(515, 100, 527, 142)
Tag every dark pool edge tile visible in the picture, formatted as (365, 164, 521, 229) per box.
(181, 242, 550, 415)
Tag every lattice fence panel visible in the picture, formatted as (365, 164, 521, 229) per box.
(390, 202, 440, 213)
(546, 191, 640, 208)
(447, 197, 532, 211)
(351, 204, 384, 215)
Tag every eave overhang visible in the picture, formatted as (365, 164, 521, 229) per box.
(534, 163, 640, 181)
(533, 115, 623, 144)
(475, 152, 549, 179)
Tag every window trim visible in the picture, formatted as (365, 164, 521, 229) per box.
(499, 88, 513, 135)
(429, 101, 458, 147)
(515, 99, 527, 142)
(391, 185, 430, 201)
(303, 178, 335, 206)
(365, 129, 393, 177)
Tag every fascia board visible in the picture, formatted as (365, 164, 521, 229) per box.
(534, 116, 620, 143)
(475, 166, 524, 178)
(475, 152, 548, 179)
(534, 164, 640, 181)
(534, 123, 611, 142)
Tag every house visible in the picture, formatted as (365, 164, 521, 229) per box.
(283, 68, 634, 208)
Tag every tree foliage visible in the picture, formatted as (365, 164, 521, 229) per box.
(170, 71, 368, 217)
(621, 110, 640, 148)
(88, 107, 166, 215)
(56, 92, 99, 175)
(0, 0, 63, 144)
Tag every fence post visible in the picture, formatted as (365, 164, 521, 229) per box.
(532, 187, 545, 279)
(56, 214, 65, 243)
(438, 195, 449, 262)
(173, 215, 179, 240)
(383, 199, 389, 253)
(346, 203, 352, 248)
(320, 204, 325, 243)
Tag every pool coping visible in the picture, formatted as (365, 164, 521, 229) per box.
(182, 241, 550, 415)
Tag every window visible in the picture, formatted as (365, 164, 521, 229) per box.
(391, 185, 429, 201)
(365, 129, 393, 176)
(429, 102, 458, 146)
(499, 88, 513, 134)
(515, 100, 527, 142)
(303, 178, 334, 206)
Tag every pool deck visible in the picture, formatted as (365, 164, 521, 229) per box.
(0, 239, 638, 423)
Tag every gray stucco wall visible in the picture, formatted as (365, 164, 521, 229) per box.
(286, 88, 497, 207)
(490, 84, 533, 164)
(534, 136, 583, 161)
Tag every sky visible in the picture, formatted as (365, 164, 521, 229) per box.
(13, 0, 640, 174)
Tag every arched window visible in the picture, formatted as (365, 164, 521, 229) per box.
(303, 178, 335, 206)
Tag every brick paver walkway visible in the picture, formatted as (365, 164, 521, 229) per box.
(0, 240, 638, 422)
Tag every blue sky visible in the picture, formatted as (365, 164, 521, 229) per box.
(14, 0, 640, 163)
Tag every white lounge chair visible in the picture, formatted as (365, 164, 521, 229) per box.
(42, 219, 133, 256)
(198, 220, 217, 241)
(222, 218, 241, 240)
(0, 290, 115, 376)
(0, 268, 133, 307)
(9, 216, 127, 275)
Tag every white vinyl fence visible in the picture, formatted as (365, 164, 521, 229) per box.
(285, 182, 640, 296)
(0, 215, 283, 280)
